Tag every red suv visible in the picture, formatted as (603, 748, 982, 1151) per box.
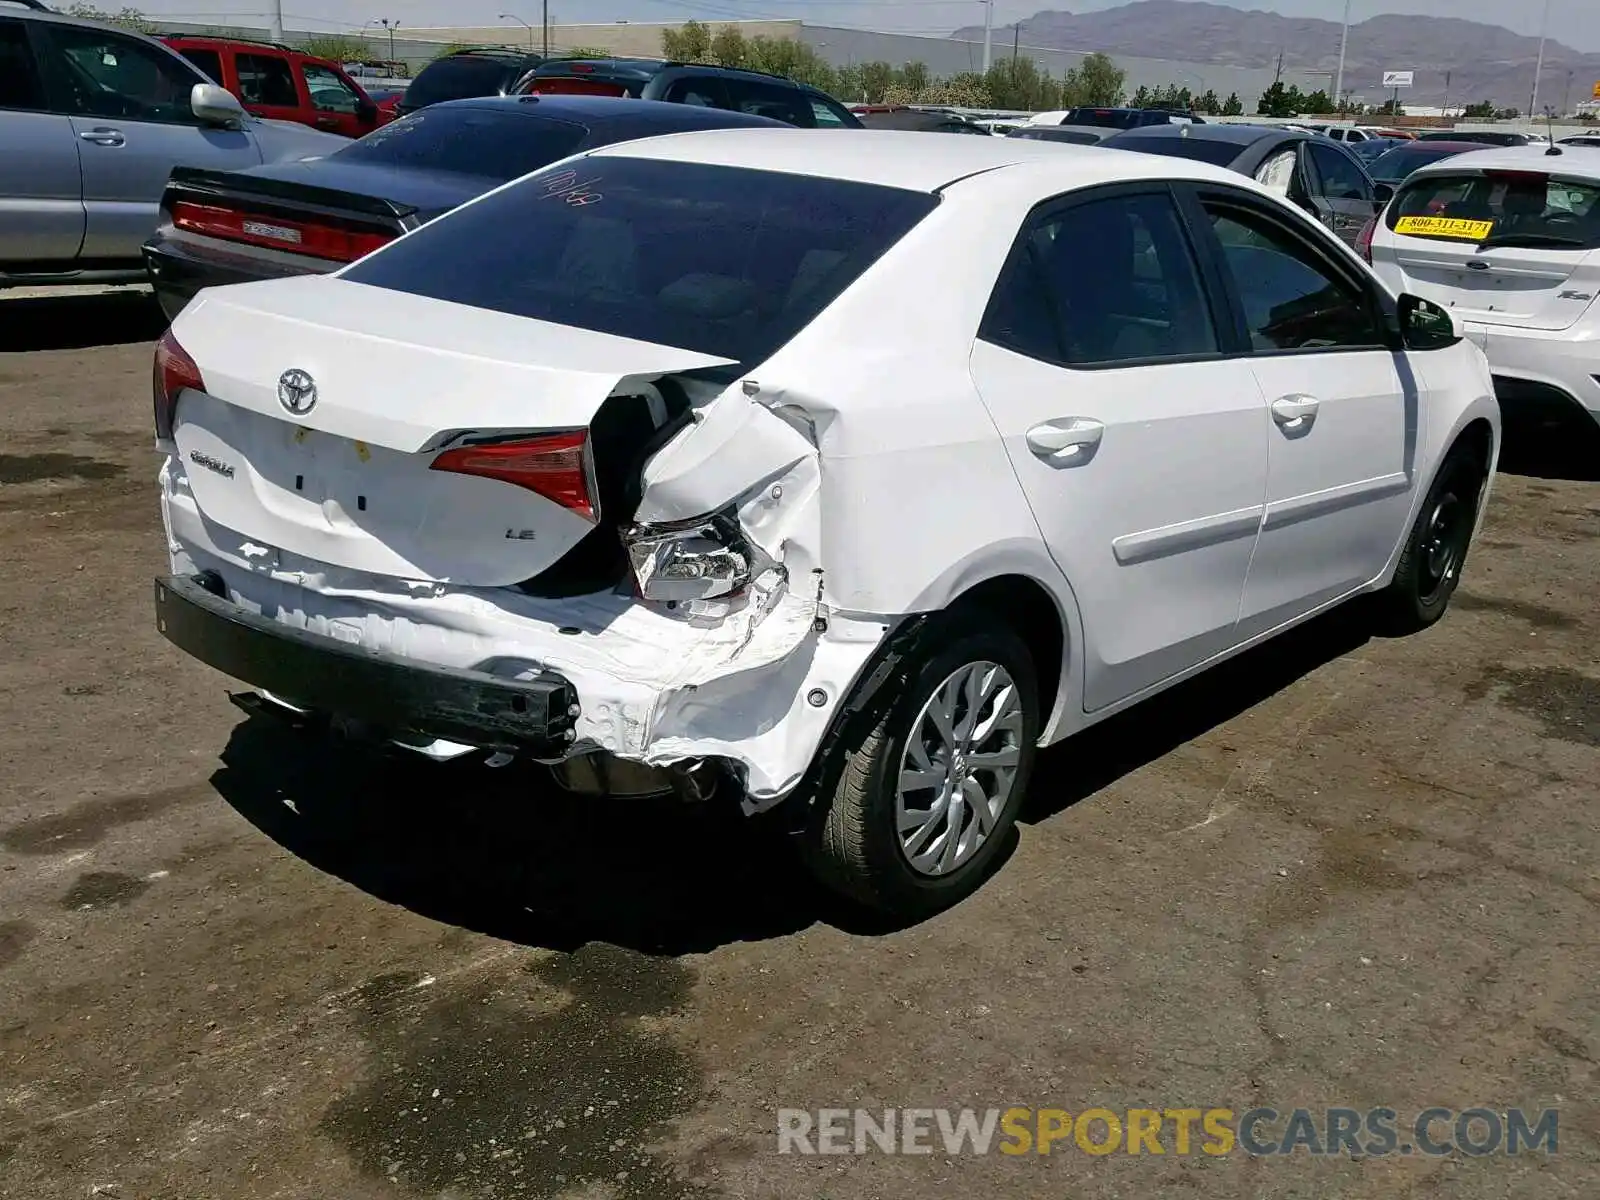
(163, 36, 389, 138)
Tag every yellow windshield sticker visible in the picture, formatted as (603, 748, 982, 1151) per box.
(1394, 215, 1494, 240)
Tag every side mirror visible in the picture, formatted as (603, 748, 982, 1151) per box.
(1373, 182, 1395, 205)
(357, 98, 378, 124)
(191, 82, 245, 127)
(1398, 293, 1461, 351)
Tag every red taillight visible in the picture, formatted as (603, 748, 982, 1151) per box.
(530, 78, 626, 96)
(429, 431, 595, 520)
(171, 200, 394, 263)
(153, 328, 204, 442)
(1356, 215, 1377, 264)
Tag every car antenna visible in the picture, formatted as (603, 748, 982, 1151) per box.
(1545, 105, 1562, 155)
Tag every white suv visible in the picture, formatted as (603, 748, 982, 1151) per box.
(1369, 145, 1600, 433)
(153, 131, 1500, 918)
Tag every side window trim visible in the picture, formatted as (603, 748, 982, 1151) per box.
(1182, 183, 1397, 358)
(979, 180, 1232, 372)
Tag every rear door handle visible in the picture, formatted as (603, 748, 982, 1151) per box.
(78, 127, 125, 146)
(1025, 417, 1104, 465)
(1271, 394, 1319, 433)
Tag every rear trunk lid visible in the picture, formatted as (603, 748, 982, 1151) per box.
(169, 274, 736, 587)
(1377, 165, 1600, 331)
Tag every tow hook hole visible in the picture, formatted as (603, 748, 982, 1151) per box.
(807, 688, 828, 707)
(509, 695, 527, 714)
(558, 626, 581, 636)
(294, 474, 304, 491)
(357, 495, 367, 512)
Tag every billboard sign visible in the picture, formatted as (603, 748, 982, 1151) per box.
(1382, 70, 1415, 88)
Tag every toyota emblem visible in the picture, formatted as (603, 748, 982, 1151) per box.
(277, 368, 317, 415)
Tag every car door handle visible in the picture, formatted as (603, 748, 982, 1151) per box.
(78, 127, 125, 146)
(1025, 417, 1104, 465)
(1271, 394, 1320, 433)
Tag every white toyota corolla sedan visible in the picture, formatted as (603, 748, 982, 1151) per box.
(153, 130, 1500, 918)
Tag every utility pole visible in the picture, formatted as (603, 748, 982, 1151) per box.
(1442, 68, 1451, 116)
(1012, 23, 1019, 65)
(982, 0, 993, 74)
(268, 0, 283, 43)
(1333, 0, 1352, 114)
(542, 0, 549, 57)
(1528, 0, 1552, 117)
(1274, 48, 1283, 85)
(379, 18, 398, 61)
(1563, 69, 1574, 116)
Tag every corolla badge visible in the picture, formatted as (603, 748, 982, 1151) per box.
(277, 368, 317, 415)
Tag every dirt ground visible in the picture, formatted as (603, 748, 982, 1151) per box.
(1, 292, 1597, 1200)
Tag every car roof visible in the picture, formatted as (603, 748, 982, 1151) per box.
(436, 94, 787, 130)
(1107, 122, 1294, 147)
(584, 127, 1252, 192)
(1402, 143, 1600, 179)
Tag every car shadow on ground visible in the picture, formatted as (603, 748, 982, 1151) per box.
(0, 290, 167, 353)
(211, 604, 1377, 954)
(1497, 412, 1600, 483)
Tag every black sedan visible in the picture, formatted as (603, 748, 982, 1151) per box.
(142, 95, 786, 320)
(1102, 122, 1389, 248)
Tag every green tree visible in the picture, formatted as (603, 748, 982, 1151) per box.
(860, 60, 895, 104)
(1256, 81, 1299, 117)
(985, 56, 1058, 111)
(709, 23, 746, 67)
(1130, 84, 1153, 108)
(1061, 51, 1124, 107)
(1301, 88, 1334, 114)
(65, 3, 156, 33)
(661, 20, 711, 63)
(1194, 88, 1221, 114)
(301, 34, 372, 62)
(1222, 91, 1243, 116)
(1496, 106, 1520, 118)
(1461, 100, 1495, 118)
(896, 61, 930, 96)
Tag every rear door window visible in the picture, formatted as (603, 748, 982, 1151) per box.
(0, 18, 44, 110)
(237, 52, 299, 107)
(1307, 143, 1372, 201)
(662, 76, 727, 108)
(1388, 171, 1600, 248)
(723, 78, 812, 126)
(175, 47, 222, 84)
(341, 157, 939, 366)
(302, 62, 362, 113)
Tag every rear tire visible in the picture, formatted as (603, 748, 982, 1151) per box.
(1375, 447, 1487, 634)
(799, 610, 1040, 920)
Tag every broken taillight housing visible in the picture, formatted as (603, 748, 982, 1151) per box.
(625, 514, 753, 603)
(153, 328, 204, 442)
(429, 430, 596, 520)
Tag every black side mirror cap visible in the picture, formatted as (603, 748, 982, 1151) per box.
(1397, 293, 1461, 351)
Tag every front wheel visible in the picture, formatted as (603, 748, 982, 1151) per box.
(1375, 447, 1487, 634)
(799, 612, 1041, 920)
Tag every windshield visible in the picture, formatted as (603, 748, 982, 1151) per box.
(1106, 134, 1240, 167)
(332, 107, 586, 181)
(404, 55, 517, 108)
(1388, 170, 1600, 247)
(1063, 108, 1142, 129)
(1367, 145, 1470, 181)
(341, 157, 939, 366)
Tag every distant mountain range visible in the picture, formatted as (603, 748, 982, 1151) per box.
(951, 1, 1600, 110)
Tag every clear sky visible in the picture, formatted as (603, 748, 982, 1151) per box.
(133, 0, 1600, 53)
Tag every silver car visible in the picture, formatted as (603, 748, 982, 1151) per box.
(0, 0, 345, 288)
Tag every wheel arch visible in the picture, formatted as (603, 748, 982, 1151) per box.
(1378, 397, 1500, 588)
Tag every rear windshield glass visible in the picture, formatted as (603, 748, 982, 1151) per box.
(404, 56, 516, 107)
(342, 157, 938, 367)
(331, 107, 586, 181)
(1108, 135, 1240, 166)
(1388, 171, 1600, 248)
(1063, 108, 1142, 129)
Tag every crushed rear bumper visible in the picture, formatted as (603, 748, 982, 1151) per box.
(154, 573, 579, 754)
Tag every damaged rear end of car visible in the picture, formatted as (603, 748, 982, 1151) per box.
(153, 151, 943, 809)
